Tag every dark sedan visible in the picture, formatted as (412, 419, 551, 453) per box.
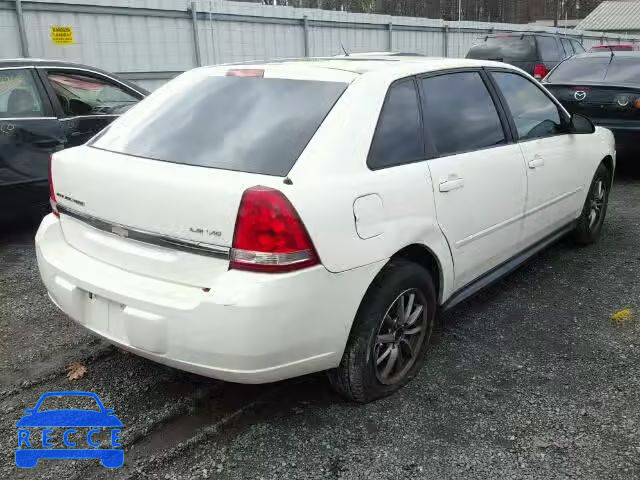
(543, 52, 640, 157)
(0, 59, 147, 221)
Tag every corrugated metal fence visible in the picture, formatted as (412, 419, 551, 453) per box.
(1, 0, 639, 90)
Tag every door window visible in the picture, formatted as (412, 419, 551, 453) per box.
(47, 72, 139, 117)
(0, 69, 45, 118)
(419, 72, 505, 157)
(560, 38, 574, 56)
(367, 79, 424, 169)
(492, 72, 563, 141)
(537, 36, 562, 62)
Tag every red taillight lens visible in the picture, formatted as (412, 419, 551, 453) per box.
(533, 63, 549, 80)
(230, 186, 319, 273)
(48, 155, 59, 217)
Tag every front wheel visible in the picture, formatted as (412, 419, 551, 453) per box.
(328, 260, 436, 403)
(573, 163, 611, 245)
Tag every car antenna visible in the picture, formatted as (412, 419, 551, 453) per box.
(608, 45, 615, 64)
(341, 42, 350, 57)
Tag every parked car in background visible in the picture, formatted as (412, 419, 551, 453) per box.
(590, 44, 640, 53)
(543, 52, 640, 157)
(0, 59, 147, 222)
(38, 57, 614, 403)
(466, 33, 586, 80)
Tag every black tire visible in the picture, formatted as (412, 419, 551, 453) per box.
(573, 163, 611, 245)
(328, 259, 436, 403)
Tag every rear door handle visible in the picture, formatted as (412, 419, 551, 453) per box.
(439, 177, 465, 192)
(528, 156, 545, 169)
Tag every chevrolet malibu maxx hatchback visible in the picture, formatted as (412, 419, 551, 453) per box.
(36, 57, 615, 402)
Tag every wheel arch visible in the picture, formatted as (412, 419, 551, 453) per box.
(601, 155, 615, 186)
(347, 243, 447, 342)
(390, 244, 444, 305)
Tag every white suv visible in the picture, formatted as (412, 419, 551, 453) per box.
(36, 57, 615, 402)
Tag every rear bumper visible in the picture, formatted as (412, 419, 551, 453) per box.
(36, 214, 383, 383)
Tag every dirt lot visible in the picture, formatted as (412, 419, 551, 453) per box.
(1, 175, 639, 480)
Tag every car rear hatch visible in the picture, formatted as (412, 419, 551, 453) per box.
(51, 65, 354, 287)
(545, 83, 640, 123)
(466, 35, 536, 72)
(545, 54, 640, 127)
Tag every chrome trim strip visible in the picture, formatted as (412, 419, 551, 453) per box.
(59, 114, 119, 121)
(57, 204, 230, 260)
(521, 187, 583, 219)
(0, 116, 56, 121)
(1, 65, 146, 96)
(455, 187, 583, 248)
(0, 66, 35, 71)
(38, 66, 147, 96)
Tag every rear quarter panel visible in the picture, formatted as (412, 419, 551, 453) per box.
(287, 72, 455, 302)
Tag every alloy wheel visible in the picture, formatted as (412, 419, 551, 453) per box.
(373, 288, 429, 385)
(588, 178, 607, 231)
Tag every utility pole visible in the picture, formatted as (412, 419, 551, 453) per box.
(458, 0, 462, 21)
(554, 0, 560, 27)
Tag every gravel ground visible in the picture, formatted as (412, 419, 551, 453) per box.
(1, 174, 639, 480)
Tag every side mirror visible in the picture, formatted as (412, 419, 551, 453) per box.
(569, 113, 595, 134)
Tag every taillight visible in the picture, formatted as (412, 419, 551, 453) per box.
(634, 98, 640, 110)
(230, 186, 319, 273)
(48, 155, 59, 217)
(533, 63, 549, 80)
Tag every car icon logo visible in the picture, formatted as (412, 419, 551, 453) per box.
(15, 391, 123, 468)
(574, 90, 587, 101)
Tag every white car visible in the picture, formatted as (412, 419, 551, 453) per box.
(36, 57, 615, 403)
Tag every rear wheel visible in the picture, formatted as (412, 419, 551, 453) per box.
(573, 163, 611, 245)
(328, 260, 436, 403)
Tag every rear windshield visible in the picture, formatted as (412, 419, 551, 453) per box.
(547, 56, 640, 84)
(467, 36, 536, 62)
(91, 73, 347, 176)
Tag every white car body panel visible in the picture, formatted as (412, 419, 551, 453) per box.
(428, 144, 528, 290)
(519, 128, 614, 248)
(36, 56, 616, 383)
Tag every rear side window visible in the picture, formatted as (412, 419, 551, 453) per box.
(48, 72, 140, 116)
(367, 79, 424, 169)
(560, 38, 574, 56)
(0, 69, 45, 118)
(467, 36, 536, 62)
(420, 72, 505, 157)
(492, 72, 562, 141)
(92, 73, 347, 176)
(537, 36, 562, 62)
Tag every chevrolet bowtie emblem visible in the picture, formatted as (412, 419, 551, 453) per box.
(111, 225, 128, 238)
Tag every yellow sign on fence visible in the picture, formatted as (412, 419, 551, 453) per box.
(50, 26, 73, 45)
